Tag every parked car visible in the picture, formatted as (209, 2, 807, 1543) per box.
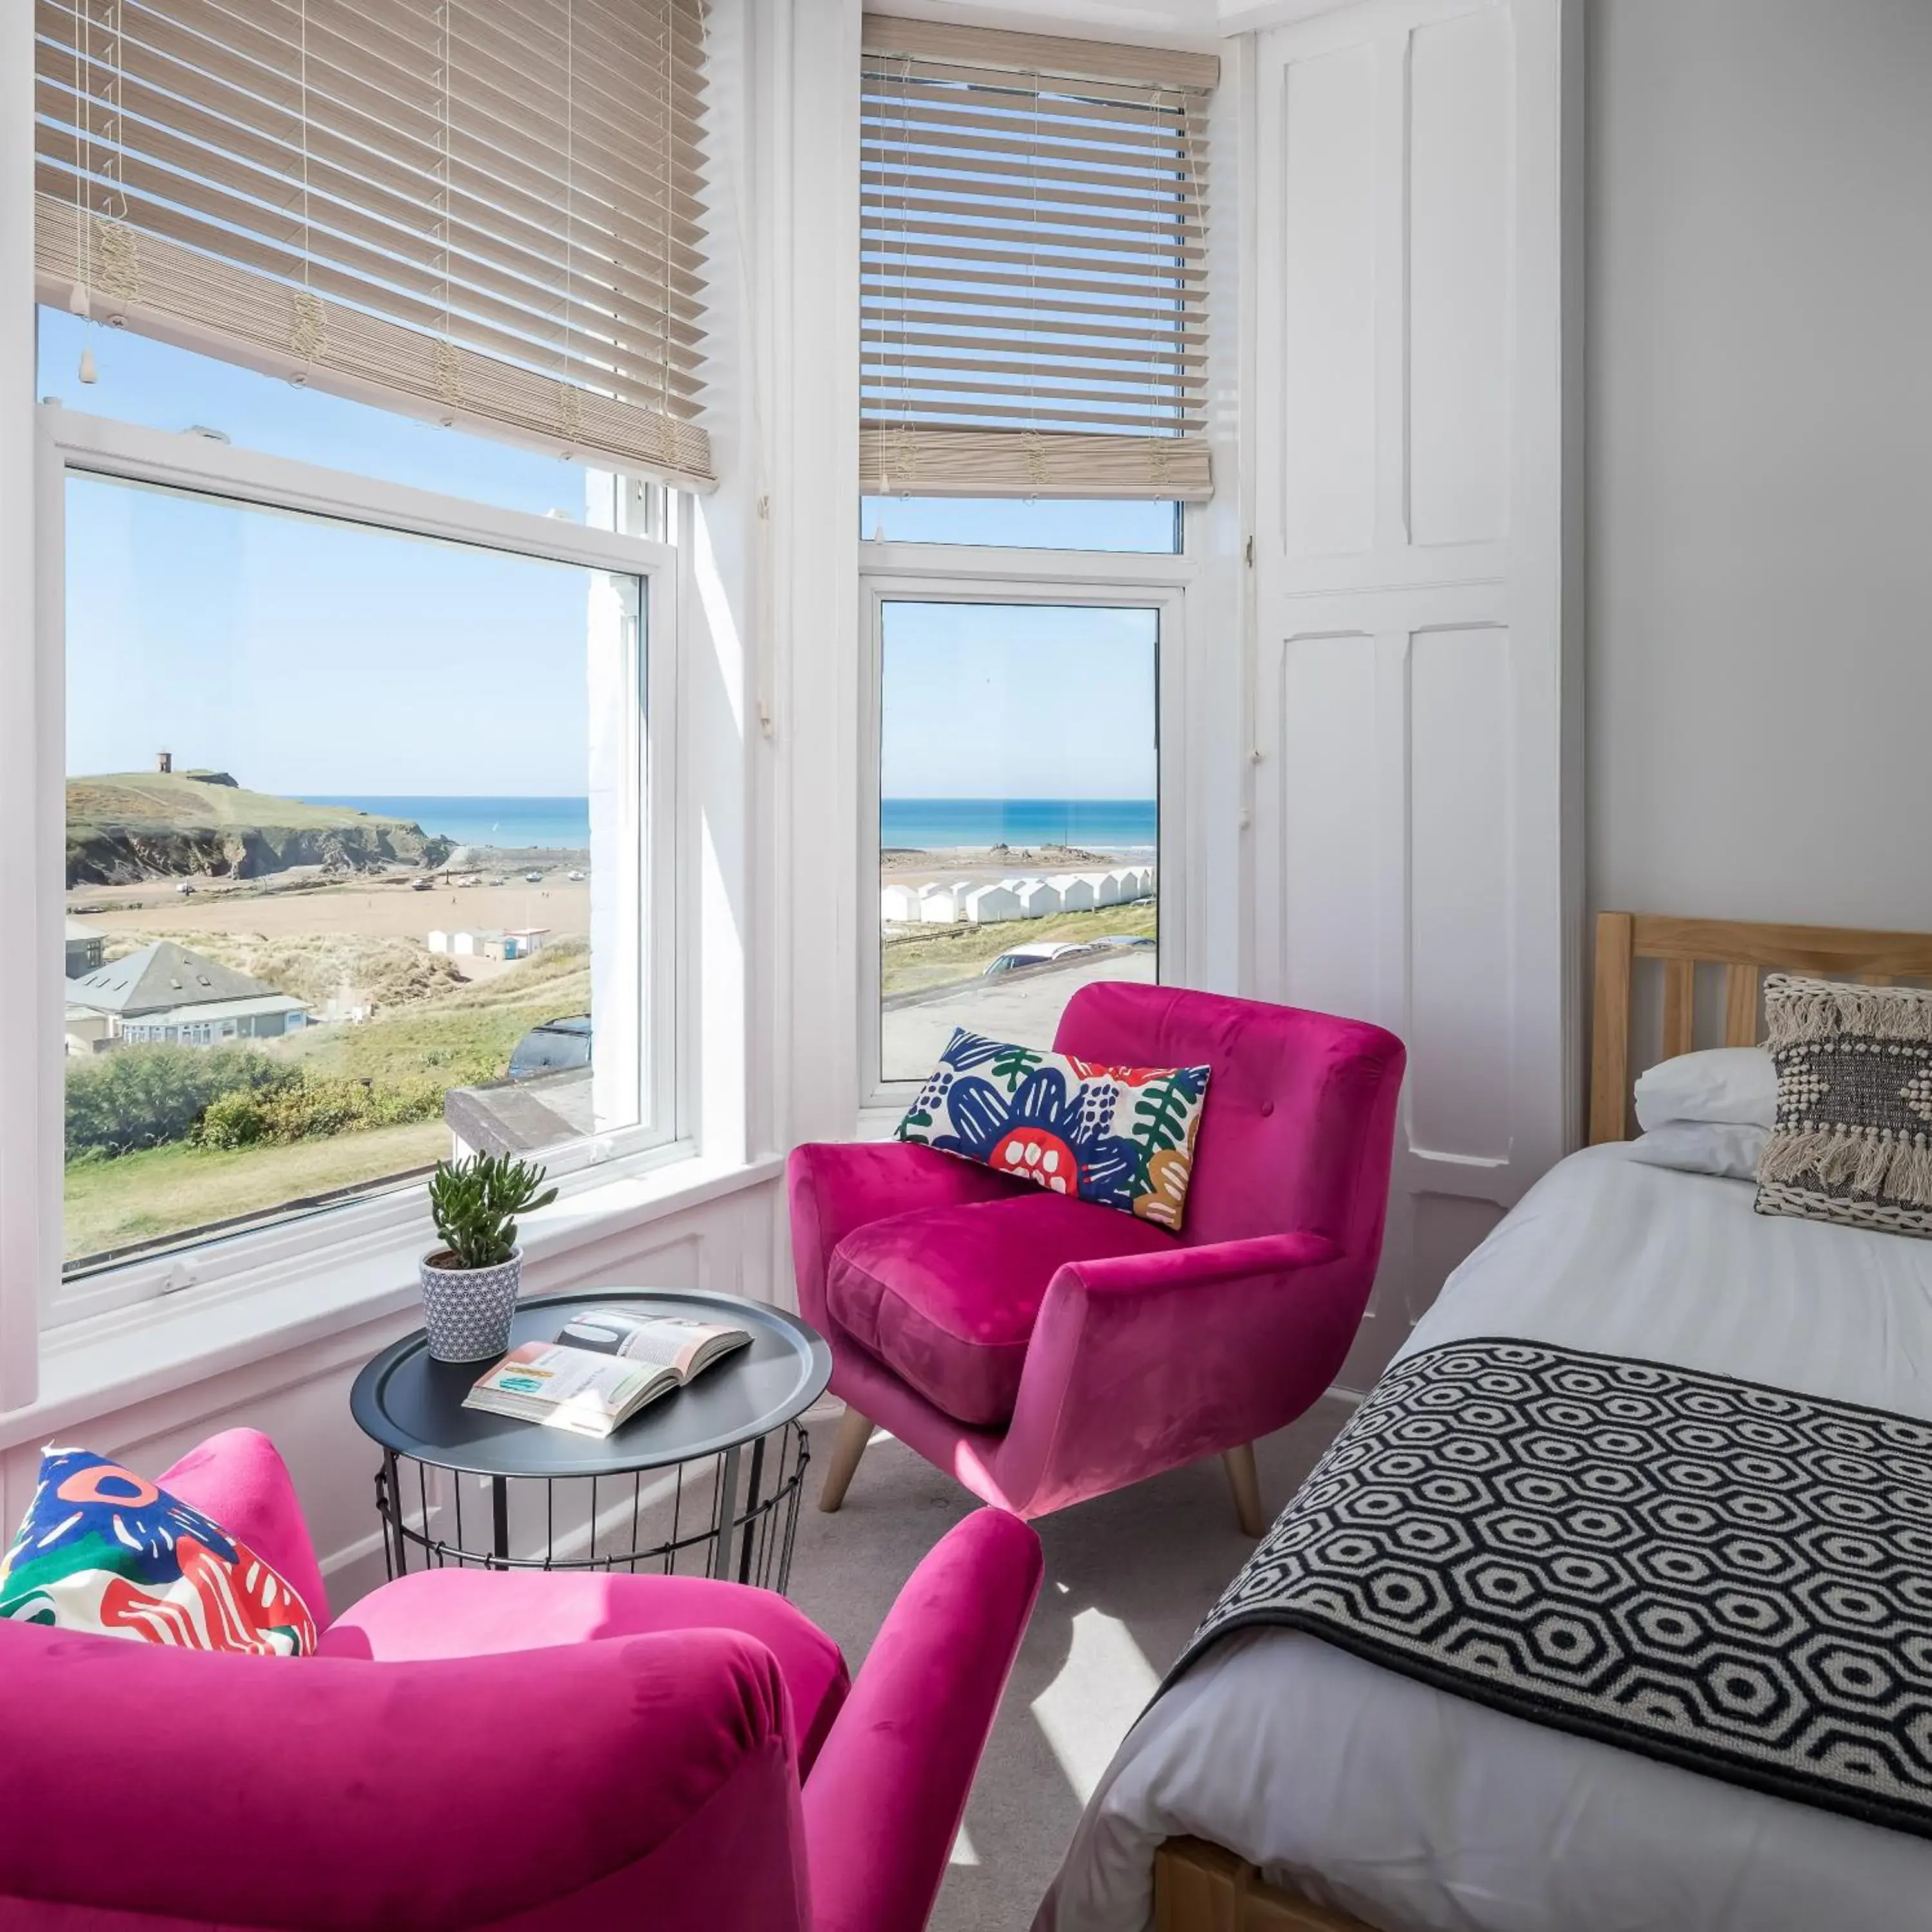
(507, 1014, 591, 1082)
(981, 935, 1154, 980)
(524, 869, 545, 884)
(982, 942, 1084, 979)
(567, 869, 586, 882)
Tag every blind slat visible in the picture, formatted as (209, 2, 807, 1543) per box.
(861, 13, 1219, 91)
(860, 134, 1210, 198)
(861, 424, 1211, 499)
(39, 194, 712, 470)
(861, 88, 1210, 147)
(864, 336, 1208, 371)
(35, 0, 713, 488)
(48, 1, 710, 239)
(37, 171, 705, 410)
(861, 16, 1211, 499)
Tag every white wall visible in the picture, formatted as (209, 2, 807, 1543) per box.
(1588, 0, 1932, 929)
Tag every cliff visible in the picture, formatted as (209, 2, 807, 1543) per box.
(67, 775, 454, 886)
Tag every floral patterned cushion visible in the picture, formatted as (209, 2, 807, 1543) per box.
(896, 1028, 1211, 1229)
(0, 1446, 318, 1655)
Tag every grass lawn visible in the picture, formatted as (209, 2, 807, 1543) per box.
(282, 945, 593, 1086)
(881, 902, 1158, 998)
(64, 1118, 450, 1264)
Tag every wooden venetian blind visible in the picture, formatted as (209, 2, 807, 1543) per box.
(33, 0, 713, 488)
(861, 14, 1216, 502)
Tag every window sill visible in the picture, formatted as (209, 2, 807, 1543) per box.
(8, 1149, 785, 1452)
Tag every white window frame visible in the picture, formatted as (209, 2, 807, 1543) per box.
(26, 406, 687, 1329)
(858, 533, 1196, 1111)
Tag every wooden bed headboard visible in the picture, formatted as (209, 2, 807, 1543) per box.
(1587, 912, 1932, 1146)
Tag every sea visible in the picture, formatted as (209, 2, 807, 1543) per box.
(881, 797, 1156, 854)
(301, 795, 593, 851)
(304, 795, 1158, 855)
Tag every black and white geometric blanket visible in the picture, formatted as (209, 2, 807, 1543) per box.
(1168, 1338, 1932, 1838)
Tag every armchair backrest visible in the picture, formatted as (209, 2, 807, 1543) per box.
(1054, 983, 1405, 1258)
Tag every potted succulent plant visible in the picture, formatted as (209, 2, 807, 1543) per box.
(419, 1151, 558, 1363)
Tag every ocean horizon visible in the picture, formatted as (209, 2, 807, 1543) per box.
(304, 795, 1159, 855)
(882, 797, 1156, 854)
(301, 795, 593, 851)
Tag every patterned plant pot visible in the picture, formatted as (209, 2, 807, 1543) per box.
(419, 1247, 522, 1363)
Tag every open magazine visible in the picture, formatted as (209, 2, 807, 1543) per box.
(462, 1306, 753, 1439)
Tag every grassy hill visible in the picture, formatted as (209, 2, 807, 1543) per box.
(67, 772, 452, 885)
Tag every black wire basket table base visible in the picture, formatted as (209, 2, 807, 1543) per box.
(373, 1417, 811, 1589)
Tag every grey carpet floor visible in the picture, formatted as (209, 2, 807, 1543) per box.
(784, 1394, 1355, 1932)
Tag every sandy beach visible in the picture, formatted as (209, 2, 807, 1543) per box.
(879, 843, 1153, 886)
(67, 871, 591, 945)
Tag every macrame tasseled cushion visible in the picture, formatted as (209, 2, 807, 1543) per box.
(1755, 974, 1932, 1239)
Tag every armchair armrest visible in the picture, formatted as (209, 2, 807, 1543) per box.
(0, 1621, 806, 1931)
(996, 1230, 1356, 1517)
(1054, 1229, 1340, 1298)
(802, 1508, 1043, 1932)
(787, 1141, 1017, 1329)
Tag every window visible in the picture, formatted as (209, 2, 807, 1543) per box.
(59, 454, 669, 1280)
(873, 600, 1160, 1086)
(857, 24, 1204, 1095)
(13, 0, 712, 1332)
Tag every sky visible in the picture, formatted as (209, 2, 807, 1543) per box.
(44, 309, 1164, 802)
(880, 601, 1158, 801)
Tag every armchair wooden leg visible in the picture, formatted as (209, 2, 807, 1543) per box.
(818, 1405, 874, 1513)
(1222, 1443, 1266, 1538)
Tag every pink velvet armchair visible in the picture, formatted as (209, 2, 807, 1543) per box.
(0, 1427, 1042, 1931)
(790, 983, 1405, 1531)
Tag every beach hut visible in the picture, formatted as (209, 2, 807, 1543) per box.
(1123, 867, 1153, 902)
(880, 883, 921, 923)
(1093, 871, 1126, 907)
(960, 883, 1022, 924)
(918, 883, 962, 923)
(1014, 879, 1061, 918)
(428, 929, 451, 954)
(1052, 875, 1096, 913)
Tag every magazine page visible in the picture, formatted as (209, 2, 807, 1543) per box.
(470, 1342, 661, 1427)
(559, 1308, 744, 1378)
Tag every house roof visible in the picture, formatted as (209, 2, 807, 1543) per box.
(64, 917, 104, 942)
(119, 992, 307, 1027)
(66, 940, 279, 1016)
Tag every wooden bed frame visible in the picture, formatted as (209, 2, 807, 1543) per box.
(1150, 911, 1932, 1932)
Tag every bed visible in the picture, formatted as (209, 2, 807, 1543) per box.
(1040, 913, 1932, 1932)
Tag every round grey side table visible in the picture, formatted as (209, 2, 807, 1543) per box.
(349, 1288, 831, 1591)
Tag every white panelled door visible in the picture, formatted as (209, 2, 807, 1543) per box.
(1248, 0, 1581, 1388)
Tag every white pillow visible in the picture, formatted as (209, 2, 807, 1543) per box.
(1625, 1120, 1767, 1182)
(1632, 1047, 1776, 1132)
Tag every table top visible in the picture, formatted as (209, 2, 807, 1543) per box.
(348, 1289, 833, 1479)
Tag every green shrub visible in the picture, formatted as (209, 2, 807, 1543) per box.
(66, 1045, 291, 1157)
(198, 1089, 269, 1150)
(200, 1073, 448, 1149)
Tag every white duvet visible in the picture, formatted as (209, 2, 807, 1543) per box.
(1039, 1144, 1932, 1932)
